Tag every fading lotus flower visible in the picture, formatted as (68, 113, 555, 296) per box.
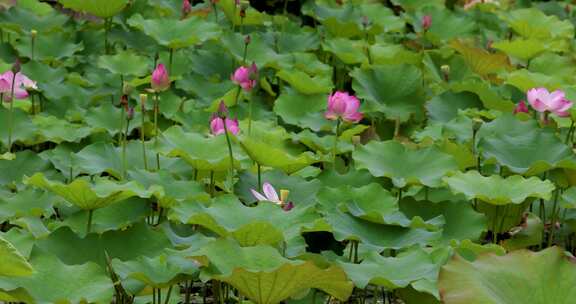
(210, 115, 239, 136)
(181, 0, 192, 17)
(231, 63, 257, 91)
(251, 182, 294, 211)
(527, 87, 573, 117)
(325, 91, 363, 123)
(151, 63, 170, 92)
(513, 100, 529, 115)
(421, 15, 432, 31)
(0, 70, 37, 101)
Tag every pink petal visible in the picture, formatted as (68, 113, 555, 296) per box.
(324, 111, 338, 121)
(225, 118, 240, 135)
(0, 78, 10, 93)
(251, 189, 268, 201)
(343, 95, 360, 115)
(527, 88, 549, 112)
(262, 182, 279, 202)
(344, 111, 363, 123)
(210, 117, 225, 135)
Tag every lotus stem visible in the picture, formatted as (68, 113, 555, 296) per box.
(163, 285, 172, 304)
(548, 190, 561, 247)
(248, 97, 253, 135)
(154, 93, 160, 171)
(566, 121, 575, 144)
(332, 119, 341, 170)
(104, 18, 110, 54)
(7, 71, 16, 152)
(257, 163, 262, 191)
(168, 48, 174, 74)
(30, 30, 36, 60)
(209, 170, 215, 196)
(213, 1, 219, 22)
(222, 120, 235, 191)
(122, 115, 130, 180)
(86, 209, 94, 234)
(140, 95, 148, 170)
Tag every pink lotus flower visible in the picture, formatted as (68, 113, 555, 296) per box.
(210, 115, 239, 136)
(325, 91, 363, 123)
(513, 100, 529, 115)
(421, 15, 432, 31)
(231, 63, 257, 91)
(251, 182, 294, 211)
(151, 64, 170, 92)
(0, 70, 37, 101)
(527, 87, 573, 117)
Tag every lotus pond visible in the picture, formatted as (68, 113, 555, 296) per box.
(3, 0, 576, 303)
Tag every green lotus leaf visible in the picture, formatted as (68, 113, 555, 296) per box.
(443, 171, 555, 205)
(239, 135, 319, 174)
(505, 69, 563, 93)
(276, 69, 332, 95)
(273, 89, 329, 131)
(450, 40, 511, 77)
(339, 247, 437, 290)
(32, 115, 92, 144)
(0, 6, 68, 32)
(112, 253, 199, 288)
(530, 53, 576, 82)
(59, 0, 127, 18)
(190, 239, 353, 303)
(0, 251, 113, 303)
(477, 114, 576, 175)
(0, 107, 37, 147)
(0, 236, 33, 277)
(353, 140, 458, 188)
(24, 172, 151, 210)
(22, 61, 66, 84)
(421, 8, 475, 44)
(438, 247, 576, 304)
(97, 50, 151, 77)
(502, 213, 543, 251)
(127, 14, 220, 49)
(391, 0, 444, 11)
(0, 151, 50, 186)
(170, 194, 319, 251)
(322, 38, 367, 65)
(159, 126, 246, 172)
(351, 64, 424, 121)
(450, 80, 515, 112)
(217, 0, 270, 26)
(0, 188, 55, 221)
(492, 39, 547, 61)
(504, 8, 574, 40)
(13, 31, 83, 61)
(426, 91, 482, 123)
(84, 103, 143, 136)
(219, 32, 280, 67)
(370, 43, 421, 65)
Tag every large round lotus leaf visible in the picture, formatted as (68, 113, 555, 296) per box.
(273, 89, 330, 131)
(84, 103, 143, 136)
(492, 39, 547, 61)
(322, 38, 367, 65)
(97, 50, 151, 77)
(426, 91, 482, 123)
(0, 150, 51, 186)
(216, 0, 270, 26)
(443, 171, 554, 205)
(0, 108, 37, 147)
(351, 64, 425, 121)
(438, 247, 576, 304)
(24, 173, 151, 210)
(159, 126, 246, 172)
(477, 114, 576, 175)
(190, 239, 353, 303)
(239, 136, 320, 174)
(32, 115, 92, 144)
(0, 6, 68, 32)
(127, 14, 220, 49)
(35, 223, 171, 267)
(353, 140, 458, 188)
(0, 251, 113, 303)
(59, 0, 127, 18)
(128, 169, 209, 208)
(219, 32, 280, 67)
(276, 69, 332, 95)
(450, 80, 515, 112)
(450, 40, 511, 77)
(502, 213, 543, 251)
(504, 8, 574, 40)
(170, 194, 320, 249)
(112, 253, 199, 288)
(0, 188, 55, 221)
(339, 247, 437, 290)
(420, 8, 475, 44)
(0, 236, 33, 277)
(14, 31, 83, 61)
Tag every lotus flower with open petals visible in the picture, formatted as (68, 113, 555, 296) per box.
(325, 91, 363, 123)
(251, 182, 294, 211)
(527, 87, 573, 117)
(0, 70, 37, 101)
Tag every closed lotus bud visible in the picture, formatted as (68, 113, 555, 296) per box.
(361, 16, 370, 29)
(120, 94, 129, 108)
(31, 29, 37, 38)
(421, 15, 432, 31)
(513, 100, 529, 115)
(139, 94, 147, 110)
(127, 106, 135, 120)
(441, 64, 450, 81)
(182, 0, 191, 17)
(151, 63, 170, 92)
(244, 35, 251, 45)
(239, 6, 246, 18)
(217, 101, 228, 119)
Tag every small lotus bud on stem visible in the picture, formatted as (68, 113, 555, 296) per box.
(217, 101, 228, 119)
(441, 65, 450, 82)
(239, 6, 246, 18)
(244, 35, 251, 46)
(139, 94, 147, 111)
(126, 106, 135, 121)
(31, 29, 37, 38)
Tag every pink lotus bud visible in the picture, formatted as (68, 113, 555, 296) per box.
(527, 87, 573, 117)
(217, 100, 228, 118)
(126, 106, 135, 120)
(182, 0, 191, 17)
(325, 91, 363, 123)
(513, 100, 529, 115)
(210, 115, 239, 136)
(151, 63, 170, 92)
(231, 63, 257, 91)
(421, 15, 432, 31)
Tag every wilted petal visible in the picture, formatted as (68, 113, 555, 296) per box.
(250, 189, 268, 201)
(262, 182, 280, 203)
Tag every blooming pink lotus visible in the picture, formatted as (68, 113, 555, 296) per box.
(421, 15, 432, 31)
(513, 100, 529, 115)
(151, 63, 170, 92)
(527, 87, 573, 117)
(231, 63, 257, 91)
(251, 182, 294, 211)
(0, 70, 37, 101)
(325, 91, 363, 123)
(210, 115, 239, 136)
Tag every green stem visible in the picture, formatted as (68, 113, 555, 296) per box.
(548, 190, 561, 247)
(212, 1, 219, 22)
(7, 71, 16, 152)
(566, 121, 575, 144)
(242, 41, 249, 65)
(223, 120, 235, 192)
(393, 119, 400, 138)
(86, 209, 94, 235)
(104, 18, 110, 54)
(154, 93, 160, 171)
(122, 117, 130, 180)
(332, 119, 341, 170)
(248, 97, 253, 135)
(31, 34, 35, 60)
(209, 171, 215, 196)
(163, 285, 173, 304)
(168, 48, 174, 74)
(257, 163, 262, 192)
(141, 99, 148, 171)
